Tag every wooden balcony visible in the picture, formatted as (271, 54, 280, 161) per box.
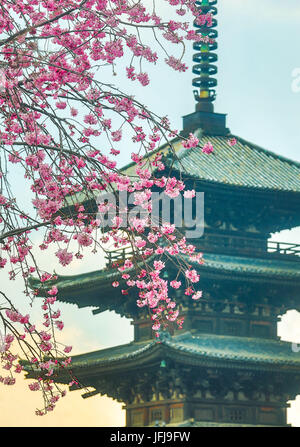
(105, 246, 135, 268)
(194, 232, 300, 259)
(104, 237, 300, 268)
(268, 241, 300, 256)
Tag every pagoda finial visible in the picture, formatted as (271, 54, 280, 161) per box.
(192, 0, 218, 113)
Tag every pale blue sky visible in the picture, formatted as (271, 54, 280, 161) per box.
(120, 0, 300, 164)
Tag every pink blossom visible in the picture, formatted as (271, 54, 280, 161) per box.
(64, 346, 72, 353)
(40, 331, 51, 342)
(192, 291, 203, 300)
(184, 190, 195, 199)
(165, 56, 188, 72)
(153, 260, 165, 271)
(137, 72, 150, 86)
(0, 3, 217, 411)
(183, 133, 199, 149)
(55, 321, 64, 331)
(170, 280, 181, 289)
(3, 377, 16, 385)
(29, 382, 41, 391)
(77, 233, 93, 247)
(148, 233, 159, 243)
(40, 342, 52, 352)
(47, 286, 58, 296)
(185, 269, 200, 283)
(111, 130, 122, 142)
(166, 309, 179, 321)
(56, 101, 67, 110)
(84, 114, 98, 125)
(202, 142, 214, 154)
(70, 107, 78, 117)
(228, 138, 237, 146)
(0, 194, 7, 205)
(135, 237, 147, 248)
(5, 334, 14, 344)
(55, 248, 73, 266)
(126, 66, 136, 80)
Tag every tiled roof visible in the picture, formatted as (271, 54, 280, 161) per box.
(63, 340, 154, 367)
(170, 134, 300, 192)
(165, 332, 300, 367)
(62, 130, 300, 211)
(28, 253, 156, 301)
(29, 251, 300, 306)
(29, 267, 119, 296)
(28, 332, 300, 373)
(61, 132, 300, 215)
(198, 252, 300, 279)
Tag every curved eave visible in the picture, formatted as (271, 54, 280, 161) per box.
(23, 332, 300, 380)
(28, 252, 300, 313)
(28, 253, 157, 299)
(169, 134, 300, 194)
(123, 133, 300, 194)
(170, 166, 300, 201)
(197, 253, 300, 284)
(59, 131, 300, 212)
(29, 267, 123, 298)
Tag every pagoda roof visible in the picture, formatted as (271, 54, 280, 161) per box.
(170, 135, 300, 193)
(200, 252, 300, 281)
(29, 252, 300, 310)
(70, 331, 300, 369)
(69, 332, 300, 370)
(62, 131, 300, 212)
(24, 332, 300, 380)
(120, 133, 300, 194)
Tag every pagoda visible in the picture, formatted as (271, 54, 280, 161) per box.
(29, 0, 300, 426)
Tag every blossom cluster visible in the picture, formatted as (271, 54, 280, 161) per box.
(0, 0, 214, 415)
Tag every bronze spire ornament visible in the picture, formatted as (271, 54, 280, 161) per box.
(193, 0, 218, 112)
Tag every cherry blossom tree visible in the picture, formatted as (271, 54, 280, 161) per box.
(0, 0, 212, 415)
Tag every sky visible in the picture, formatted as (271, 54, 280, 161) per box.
(1, 0, 300, 427)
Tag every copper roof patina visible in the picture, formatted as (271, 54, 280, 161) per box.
(23, 332, 300, 378)
(120, 133, 300, 193)
(29, 252, 300, 308)
(62, 131, 300, 211)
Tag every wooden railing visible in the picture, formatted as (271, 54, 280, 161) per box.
(105, 246, 134, 267)
(194, 232, 300, 258)
(104, 238, 300, 267)
(268, 241, 300, 256)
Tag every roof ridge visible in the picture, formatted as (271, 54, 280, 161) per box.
(172, 133, 300, 169)
(68, 339, 156, 363)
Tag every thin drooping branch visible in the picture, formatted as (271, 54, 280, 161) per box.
(0, 0, 210, 416)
